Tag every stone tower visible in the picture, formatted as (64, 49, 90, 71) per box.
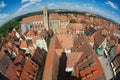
(43, 5, 49, 31)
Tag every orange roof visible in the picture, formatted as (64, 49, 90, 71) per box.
(80, 53, 105, 80)
(5, 54, 23, 80)
(66, 52, 83, 68)
(20, 40, 28, 49)
(67, 23, 86, 31)
(69, 14, 76, 19)
(22, 15, 43, 24)
(89, 35, 95, 42)
(60, 15, 69, 22)
(94, 30, 105, 49)
(55, 49, 63, 57)
(20, 58, 38, 80)
(14, 54, 24, 64)
(25, 30, 35, 37)
(42, 35, 59, 80)
(55, 35, 63, 49)
(58, 28, 67, 34)
(102, 29, 108, 36)
(5, 63, 20, 80)
(32, 37, 36, 44)
(49, 13, 59, 20)
(0, 50, 5, 60)
(56, 34, 73, 49)
(108, 34, 118, 47)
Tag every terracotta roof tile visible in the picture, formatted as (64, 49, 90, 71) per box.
(20, 40, 28, 49)
(58, 28, 67, 34)
(93, 30, 105, 49)
(49, 13, 59, 20)
(80, 53, 105, 80)
(60, 15, 69, 22)
(32, 37, 37, 44)
(108, 34, 118, 47)
(0, 50, 5, 60)
(25, 30, 35, 37)
(14, 54, 24, 64)
(56, 34, 73, 49)
(20, 58, 38, 80)
(22, 15, 43, 24)
(69, 14, 76, 19)
(5, 63, 20, 80)
(66, 52, 83, 68)
(55, 49, 63, 57)
(42, 35, 59, 80)
(67, 23, 86, 31)
(0, 50, 12, 74)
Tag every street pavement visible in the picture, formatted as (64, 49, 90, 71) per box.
(98, 56, 113, 80)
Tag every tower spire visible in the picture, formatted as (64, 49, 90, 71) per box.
(43, 5, 49, 31)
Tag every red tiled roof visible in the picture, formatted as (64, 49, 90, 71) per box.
(42, 35, 59, 80)
(22, 15, 43, 24)
(14, 54, 24, 64)
(58, 28, 67, 34)
(60, 15, 69, 22)
(5, 63, 20, 80)
(67, 23, 86, 31)
(108, 34, 118, 47)
(56, 34, 73, 49)
(93, 30, 105, 49)
(55, 49, 63, 57)
(49, 13, 59, 20)
(25, 30, 35, 37)
(6, 54, 38, 80)
(69, 14, 76, 19)
(20, 40, 28, 49)
(20, 58, 38, 80)
(66, 52, 83, 68)
(80, 53, 105, 80)
(32, 37, 36, 44)
(0, 50, 5, 60)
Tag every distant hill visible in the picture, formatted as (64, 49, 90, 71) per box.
(0, 9, 119, 37)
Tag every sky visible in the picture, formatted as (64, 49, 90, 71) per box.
(0, 0, 120, 26)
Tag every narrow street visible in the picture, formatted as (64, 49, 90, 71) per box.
(99, 56, 113, 80)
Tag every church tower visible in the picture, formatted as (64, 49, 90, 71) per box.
(43, 5, 49, 31)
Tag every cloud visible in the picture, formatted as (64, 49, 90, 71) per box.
(0, 14, 9, 19)
(47, 2, 120, 24)
(0, 1, 6, 8)
(36, 3, 40, 6)
(105, 1, 118, 10)
(75, 5, 80, 8)
(22, 0, 29, 3)
(48, 3, 55, 7)
(1, 1, 120, 26)
(63, 2, 71, 5)
(15, 0, 41, 15)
